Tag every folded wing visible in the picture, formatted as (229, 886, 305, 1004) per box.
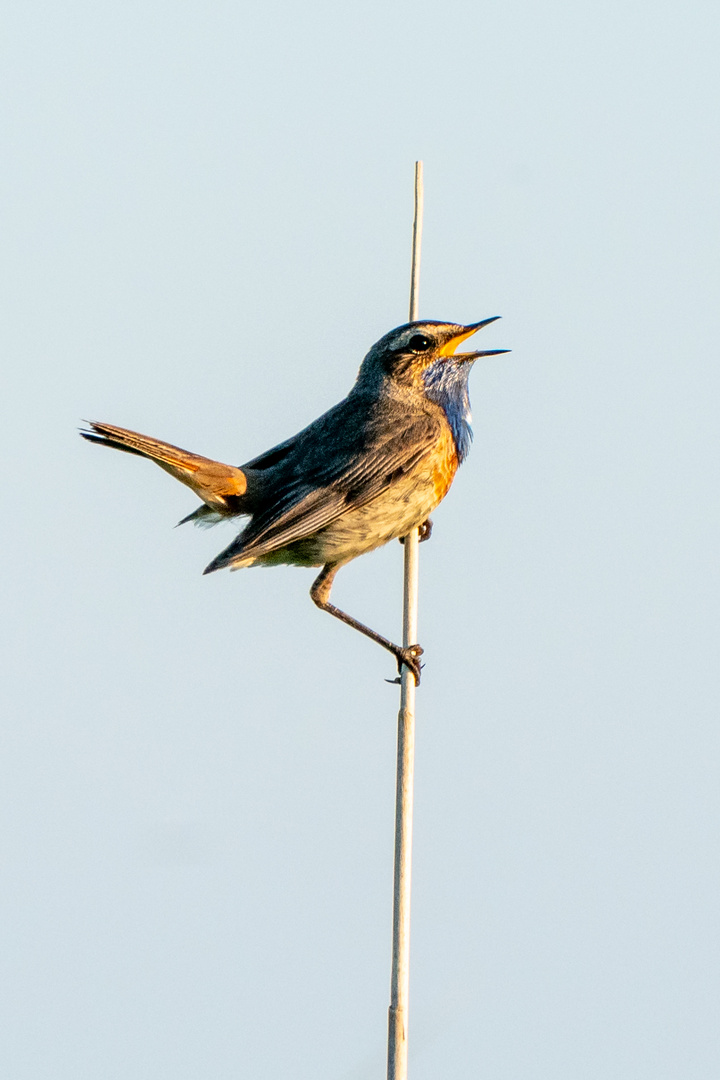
(205, 408, 442, 572)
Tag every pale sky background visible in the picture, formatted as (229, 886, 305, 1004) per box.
(2, 1, 719, 1077)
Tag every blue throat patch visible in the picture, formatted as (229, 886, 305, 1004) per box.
(422, 359, 474, 463)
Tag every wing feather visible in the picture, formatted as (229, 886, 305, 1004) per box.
(206, 405, 442, 571)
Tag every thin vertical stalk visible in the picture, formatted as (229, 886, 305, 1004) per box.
(387, 160, 423, 1080)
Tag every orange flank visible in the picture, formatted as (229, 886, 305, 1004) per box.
(430, 425, 459, 504)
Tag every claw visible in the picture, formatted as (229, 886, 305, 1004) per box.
(399, 519, 433, 545)
(395, 644, 424, 686)
(418, 518, 433, 542)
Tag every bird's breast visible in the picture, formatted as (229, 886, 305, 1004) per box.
(428, 423, 459, 503)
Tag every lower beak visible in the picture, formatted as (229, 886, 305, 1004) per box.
(454, 348, 511, 362)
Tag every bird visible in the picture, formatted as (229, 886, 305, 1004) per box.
(82, 318, 507, 683)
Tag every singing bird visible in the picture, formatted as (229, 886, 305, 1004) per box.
(82, 318, 507, 682)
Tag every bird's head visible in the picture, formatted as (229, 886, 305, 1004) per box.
(357, 317, 508, 391)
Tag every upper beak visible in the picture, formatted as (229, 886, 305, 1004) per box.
(439, 316, 509, 360)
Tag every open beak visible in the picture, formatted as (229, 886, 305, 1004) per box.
(439, 316, 509, 361)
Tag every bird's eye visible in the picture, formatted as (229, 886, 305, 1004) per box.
(407, 334, 432, 353)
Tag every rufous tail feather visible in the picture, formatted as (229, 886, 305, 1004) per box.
(81, 421, 246, 513)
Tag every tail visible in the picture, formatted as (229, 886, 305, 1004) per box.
(81, 420, 247, 514)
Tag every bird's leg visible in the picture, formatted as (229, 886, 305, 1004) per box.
(399, 518, 433, 544)
(310, 563, 423, 685)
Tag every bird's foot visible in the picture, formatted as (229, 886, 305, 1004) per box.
(385, 644, 424, 686)
(418, 518, 433, 542)
(399, 519, 433, 545)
